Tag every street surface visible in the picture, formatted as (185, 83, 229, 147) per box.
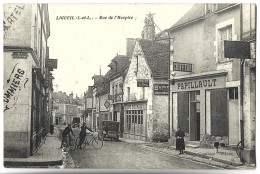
(69, 139, 218, 169)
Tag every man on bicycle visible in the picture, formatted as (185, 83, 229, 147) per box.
(78, 122, 92, 149)
(60, 124, 75, 148)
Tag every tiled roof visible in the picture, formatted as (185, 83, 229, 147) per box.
(96, 55, 130, 97)
(169, 4, 205, 30)
(138, 39, 169, 79)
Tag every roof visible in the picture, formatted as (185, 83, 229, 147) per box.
(169, 4, 238, 31)
(216, 4, 237, 12)
(138, 39, 169, 79)
(53, 91, 69, 103)
(96, 55, 130, 97)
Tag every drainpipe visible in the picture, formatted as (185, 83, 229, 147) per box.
(240, 3, 245, 148)
(167, 30, 171, 140)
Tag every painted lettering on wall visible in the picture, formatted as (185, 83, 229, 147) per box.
(3, 5, 25, 31)
(177, 79, 217, 90)
(4, 63, 29, 112)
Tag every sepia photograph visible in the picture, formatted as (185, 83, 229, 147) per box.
(2, 1, 257, 173)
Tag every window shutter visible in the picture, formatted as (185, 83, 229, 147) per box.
(210, 88, 228, 136)
(177, 92, 189, 133)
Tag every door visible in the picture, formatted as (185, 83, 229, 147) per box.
(228, 87, 239, 145)
(190, 91, 200, 141)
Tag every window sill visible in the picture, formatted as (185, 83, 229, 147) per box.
(218, 59, 233, 64)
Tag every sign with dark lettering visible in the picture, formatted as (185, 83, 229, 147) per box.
(137, 79, 149, 87)
(4, 63, 29, 112)
(173, 62, 193, 72)
(12, 52, 28, 59)
(172, 75, 226, 92)
(154, 84, 169, 95)
(224, 40, 251, 59)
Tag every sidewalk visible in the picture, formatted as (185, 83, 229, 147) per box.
(120, 138, 255, 169)
(4, 127, 63, 167)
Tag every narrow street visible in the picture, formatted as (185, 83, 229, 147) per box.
(69, 140, 218, 169)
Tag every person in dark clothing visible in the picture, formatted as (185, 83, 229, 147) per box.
(77, 122, 92, 149)
(175, 126, 185, 154)
(60, 124, 75, 148)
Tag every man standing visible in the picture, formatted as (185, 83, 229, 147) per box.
(78, 122, 92, 149)
(60, 124, 75, 148)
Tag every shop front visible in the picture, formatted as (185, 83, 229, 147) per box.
(123, 101, 147, 141)
(171, 70, 240, 146)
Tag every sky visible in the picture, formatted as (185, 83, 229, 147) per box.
(48, 3, 194, 96)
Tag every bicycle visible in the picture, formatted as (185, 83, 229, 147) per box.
(75, 133, 103, 149)
(61, 135, 76, 151)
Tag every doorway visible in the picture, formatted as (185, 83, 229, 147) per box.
(190, 91, 200, 141)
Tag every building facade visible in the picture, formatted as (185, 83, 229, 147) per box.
(53, 92, 84, 126)
(168, 4, 256, 164)
(123, 37, 169, 141)
(4, 4, 57, 158)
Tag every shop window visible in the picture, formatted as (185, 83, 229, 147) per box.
(218, 25, 232, 62)
(228, 87, 238, 100)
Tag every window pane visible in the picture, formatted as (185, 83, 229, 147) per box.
(235, 87, 238, 99)
(196, 103, 200, 112)
(229, 88, 234, 99)
(190, 92, 195, 101)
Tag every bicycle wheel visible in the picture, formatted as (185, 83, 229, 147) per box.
(70, 139, 76, 150)
(92, 137, 103, 149)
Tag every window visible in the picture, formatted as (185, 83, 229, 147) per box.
(242, 4, 256, 39)
(115, 84, 118, 95)
(218, 25, 232, 62)
(228, 87, 238, 100)
(126, 110, 143, 133)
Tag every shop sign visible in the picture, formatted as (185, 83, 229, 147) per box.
(45, 59, 58, 70)
(177, 79, 217, 90)
(137, 79, 149, 87)
(224, 40, 251, 59)
(154, 84, 169, 95)
(12, 52, 28, 59)
(125, 104, 144, 110)
(173, 62, 192, 72)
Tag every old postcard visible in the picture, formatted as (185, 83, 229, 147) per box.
(2, 2, 257, 171)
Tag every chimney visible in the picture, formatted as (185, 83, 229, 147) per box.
(126, 38, 136, 57)
(141, 13, 155, 41)
(69, 92, 73, 103)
